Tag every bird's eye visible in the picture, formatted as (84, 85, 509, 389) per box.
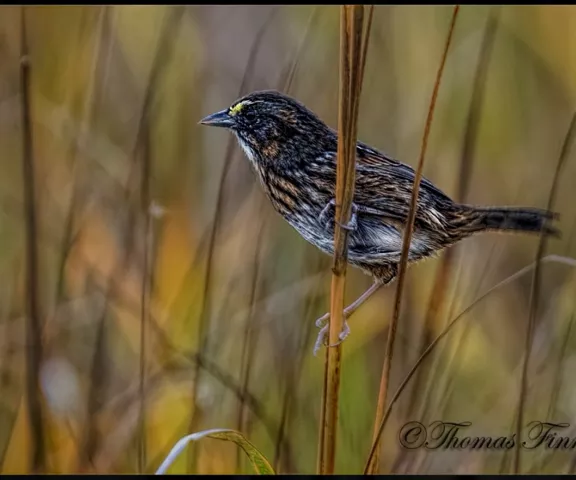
(244, 111, 257, 122)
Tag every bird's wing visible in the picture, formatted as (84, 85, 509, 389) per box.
(353, 144, 453, 227)
(308, 145, 453, 228)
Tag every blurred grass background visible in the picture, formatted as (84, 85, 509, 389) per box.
(1, 4, 576, 474)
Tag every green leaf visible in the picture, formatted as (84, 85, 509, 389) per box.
(155, 428, 275, 475)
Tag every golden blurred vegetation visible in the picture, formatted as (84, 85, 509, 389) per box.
(1, 4, 576, 474)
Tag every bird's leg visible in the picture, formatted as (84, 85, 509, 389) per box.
(315, 281, 382, 328)
(313, 281, 383, 356)
(319, 199, 358, 232)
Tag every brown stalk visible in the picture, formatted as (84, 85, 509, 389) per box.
(364, 254, 576, 474)
(20, 7, 46, 473)
(405, 10, 500, 467)
(137, 90, 151, 476)
(317, 5, 371, 475)
(512, 112, 576, 473)
(366, 5, 460, 474)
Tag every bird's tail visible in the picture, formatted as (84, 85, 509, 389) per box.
(455, 205, 560, 237)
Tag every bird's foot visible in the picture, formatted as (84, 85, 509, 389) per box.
(315, 312, 329, 329)
(313, 319, 351, 356)
(312, 281, 383, 356)
(319, 199, 358, 232)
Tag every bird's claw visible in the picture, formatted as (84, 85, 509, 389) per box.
(337, 214, 357, 232)
(315, 312, 329, 329)
(338, 321, 351, 341)
(319, 199, 358, 232)
(313, 320, 351, 356)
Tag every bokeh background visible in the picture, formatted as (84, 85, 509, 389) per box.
(1, 4, 576, 474)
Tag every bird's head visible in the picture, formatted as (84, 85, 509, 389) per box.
(199, 90, 335, 166)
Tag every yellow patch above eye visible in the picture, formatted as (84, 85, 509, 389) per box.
(229, 101, 251, 116)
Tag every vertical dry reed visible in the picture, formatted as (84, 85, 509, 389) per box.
(366, 5, 460, 473)
(318, 4, 372, 475)
(20, 7, 46, 473)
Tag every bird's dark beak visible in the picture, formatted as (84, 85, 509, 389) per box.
(198, 109, 234, 128)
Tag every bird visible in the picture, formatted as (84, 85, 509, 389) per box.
(199, 90, 560, 354)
